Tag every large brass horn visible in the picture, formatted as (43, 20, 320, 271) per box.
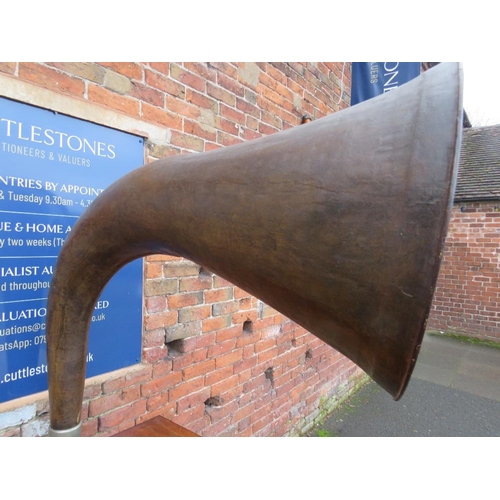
(46, 63, 463, 436)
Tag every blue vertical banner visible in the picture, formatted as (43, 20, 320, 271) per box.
(351, 62, 421, 106)
(0, 97, 145, 403)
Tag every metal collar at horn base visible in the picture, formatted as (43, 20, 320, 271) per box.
(48, 422, 82, 437)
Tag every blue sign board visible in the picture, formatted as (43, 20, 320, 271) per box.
(351, 62, 421, 106)
(0, 97, 145, 403)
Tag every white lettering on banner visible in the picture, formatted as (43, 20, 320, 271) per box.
(1, 266, 40, 277)
(60, 184, 103, 196)
(0, 308, 47, 323)
(383, 62, 400, 93)
(0, 175, 43, 190)
(8, 280, 51, 292)
(0, 323, 45, 337)
(0, 118, 116, 159)
(2, 142, 46, 159)
(8, 191, 44, 205)
(1, 364, 48, 383)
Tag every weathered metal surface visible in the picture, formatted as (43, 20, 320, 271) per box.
(46, 63, 463, 435)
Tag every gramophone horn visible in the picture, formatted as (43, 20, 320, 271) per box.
(46, 62, 463, 436)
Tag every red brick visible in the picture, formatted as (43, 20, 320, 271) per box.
(210, 374, 239, 396)
(255, 338, 276, 353)
(232, 401, 256, 424)
(102, 366, 152, 394)
(173, 404, 205, 429)
(82, 419, 98, 437)
(212, 300, 239, 316)
(166, 94, 201, 119)
(170, 131, 204, 152)
(178, 304, 211, 323)
(232, 310, 258, 329)
(19, 63, 85, 97)
(186, 88, 217, 112)
(202, 415, 236, 437)
(98, 400, 147, 431)
(233, 356, 257, 375)
(130, 81, 164, 106)
(183, 359, 216, 380)
(207, 82, 236, 106)
(205, 364, 234, 386)
(144, 310, 177, 330)
(204, 400, 239, 421)
(145, 296, 166, 313)
(252, 413, 274, 434)
(99, 62, 143, 80)
(143, 328, 166, 348)
(47, 62, 105, 83)
(145, 261, 163, 279)
(163, 260, 201, 277)
(143, 345, 169, 363)
(171, 64, 206, 93)
(83, 382, 102, 401)
(152, 358, 174, 378)
(168, 292, 203, 310)
(0, 62, 16, 75)
(209, 62, 238, 78)
(204, 287, 233, 303)
(213, 276, 233, 288)
(184, 62, 217, 83)
(204, 142, 221, 152)
(184, 119, 217, 142)
(141, 371, 182, 397)
(207, 339, 237, 358)
(170, 332, 216, 353)
(215, 325, 242, 342)
(236, 97, 261, 118)
(261, 109, 282, 130)
(145, 69, 185, 97)
(146, 393, 172, 412)
(170, 347, 208, 371)
(217, 130, 243, 147)
(266, 64, 288, 86)
(258, 121, 279, 136)
(246, 115, 259, 131)
(179, 275, 213, 292)
(259, 72, 293, 102)
(218, 72, 244, 97)
(215, 116, 240, 136)
(169, 376, 205, 401)
(89, 386, 141, 417)
(142, 103, 183, 130)
(215, 349, 243, 368)
(165, 320, 202, 343)
(88, 84, 139, 115)
(177, 387, 211, 413)
(202, 315, 232, 333)
(250, 401, 273, 424)
(242, 127, 262, 141)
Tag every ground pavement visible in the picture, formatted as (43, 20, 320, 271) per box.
(306, 333, 500, 437)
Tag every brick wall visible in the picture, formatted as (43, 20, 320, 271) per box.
(428, 202, 500, 342)
(0, 62, 368, 437)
